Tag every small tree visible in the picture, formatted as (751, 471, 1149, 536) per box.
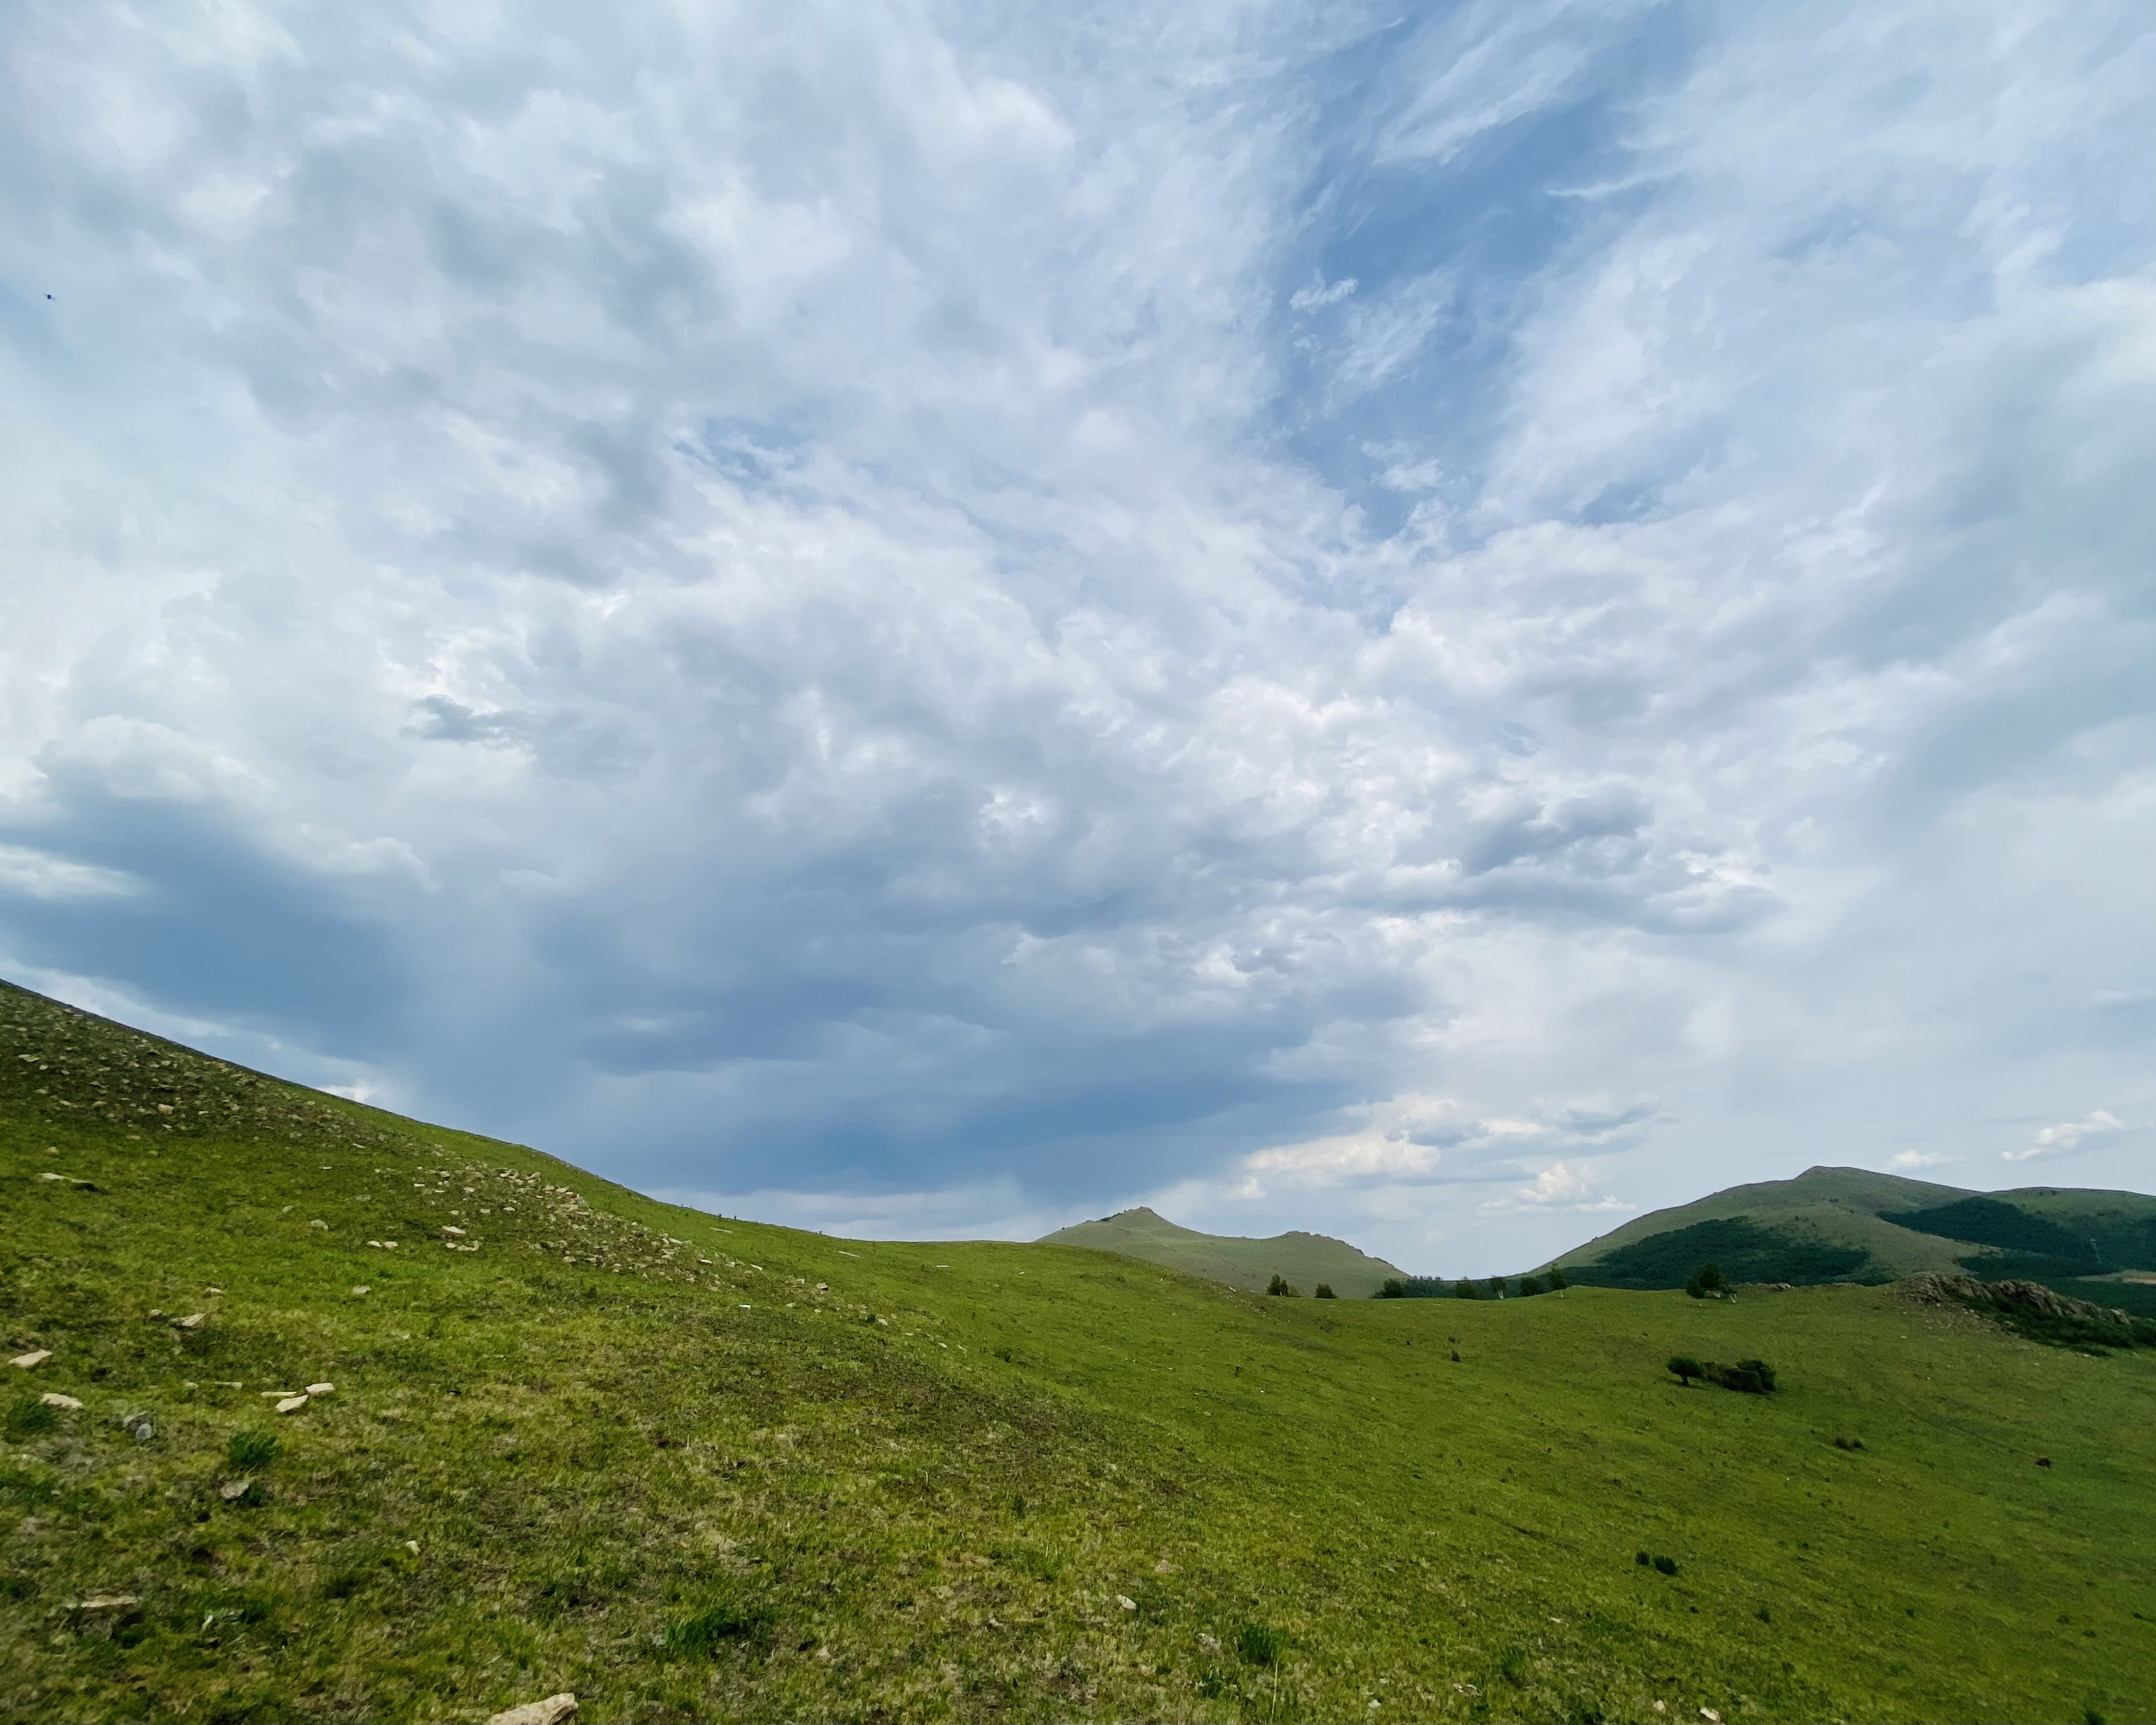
(1518, 1274, 1545, 1297)
(1266, 1274, 1299, 1297)
(1684, 1263, 1730, 1300)
(1453, 1278, 1481, 1299)
(1377, 1278, 1407, 1299)
(1546, 1266, 1568, 1291)
(1314, 1283, 1336, 1300)
(1487, 1276, 1508, 1299)
(1667, 1354, 1705, 1386)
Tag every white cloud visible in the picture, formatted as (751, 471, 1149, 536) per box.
(2003, 1110, 2128, 1162)
(1480, 1158, 1636, 1216)
(1887, 1149, 1959, 1172)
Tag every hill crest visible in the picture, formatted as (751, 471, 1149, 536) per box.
(1037, 1206, 1406, 1298)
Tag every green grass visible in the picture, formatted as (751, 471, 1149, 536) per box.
(4, 979, 2156, 1723)
(1035, 1207, 1406, 1299)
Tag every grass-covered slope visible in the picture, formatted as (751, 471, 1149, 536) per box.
(1035, 1208, 1405, 1299)
(5, 979, 2156, 1725)
(1553, 1166, 2156, 1291)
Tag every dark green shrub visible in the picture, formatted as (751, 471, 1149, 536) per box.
(1487, 1276, 1508, 1299)
(1266, 1274, 1299, 1297)
(1547, 1266, 1568, 1291)
(1684, 1262, 1730, 1299)
(1833, 1435, 1864, 1451)
(1496, 1643, 1526, 1682)
(227, 1430, 279, 1471)
(1666, 1355, 1705, 1386)
(1313, 1283, 1336, 1300)
(1518, 1275, 1546, 1297)
(1711, 1358, 1777, 1394)
(5, 1396, 59, 1440)
(1635, 1550, 1652, 1566)
(1377, 1279, 1406, 1299)
(1652, 1555, 1678, 1576)
(1454, 1279, 1481, 1299)
(1236, 1620, 1283, 1667)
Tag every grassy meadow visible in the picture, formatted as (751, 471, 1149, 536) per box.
(4, 980, 2154, 1724)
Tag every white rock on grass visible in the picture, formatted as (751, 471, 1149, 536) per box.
(486, 1693, 578, 1725)
(9, 1350, 51, 1369)
(174, 1314, 206, 1330)
(67, 1595, 139, 1614)
(219, 1479, 253, 1502)
(306, 1382, 334, 1396)
(275, 1395, 310, 1414)
(40, 1392, 83, 1410)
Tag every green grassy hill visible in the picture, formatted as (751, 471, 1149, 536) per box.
(1035, 1208, 1405, 1299)
(1552, 1166, 2156, 1304)
(5, 979, 2156, 1724)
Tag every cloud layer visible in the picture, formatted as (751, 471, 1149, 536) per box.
(3, 0, 2153, 1271)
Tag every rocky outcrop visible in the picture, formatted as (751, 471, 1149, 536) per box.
(1903, 1273, 2153, 1347)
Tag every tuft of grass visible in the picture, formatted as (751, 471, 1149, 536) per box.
(1236, 1620, 1284, 1667)
(4, 1395, 58, 1441)
(226, 1430, 279, 1471)
(663, 1595, 775, 1657)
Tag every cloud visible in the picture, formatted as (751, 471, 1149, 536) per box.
(1484, 1158, 1636, 1215)
(1887, 1149, 1959, 1172)
(2, 0, 2153, 1270)
(2003, 1110, 2128, 1162)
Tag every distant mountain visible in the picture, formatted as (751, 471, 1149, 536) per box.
(1037, 1206, 1407, 1298)
(1549, 1164, 2156, 1310)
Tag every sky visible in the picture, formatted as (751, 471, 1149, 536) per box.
(2, 0, 2152, 1275)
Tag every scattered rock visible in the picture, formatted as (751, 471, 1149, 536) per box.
(306, 1382, 334, 1396)
(39, 1170, 67, 1182)
(308, 1219, 327, 1230)
(443, 1225, 467, 1237)
(1115, 1594, 1137, 1611)
(174, 1313, 206, 1330)
(147, 1309, 165, 1319)
(1702, 1711, 1723, 1723)
(39, 1392, 83, 1411)
(121, 1411, 156, 1442)
(219, 1478, 253, 1502)
(1198, 1633, 1221, 1655)
(350, 1286, 370, 1296)
(1153, 1559, 1175, 1574)
(65, 1595, 139, 1614)
(275, 1395, 309, 1415)
(10, 1350, 51, 1369)
(487, 1693, 578, 1725)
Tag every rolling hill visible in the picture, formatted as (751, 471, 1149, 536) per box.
(1035, 1207, 1406, 1299)
(5, 976, 2156, 1724)
(1551, 1166, 2156, 1313)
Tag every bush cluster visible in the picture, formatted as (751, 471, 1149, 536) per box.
(1666, 1354, 1777, 1393)
(1265, 1274, 1299, 1298)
